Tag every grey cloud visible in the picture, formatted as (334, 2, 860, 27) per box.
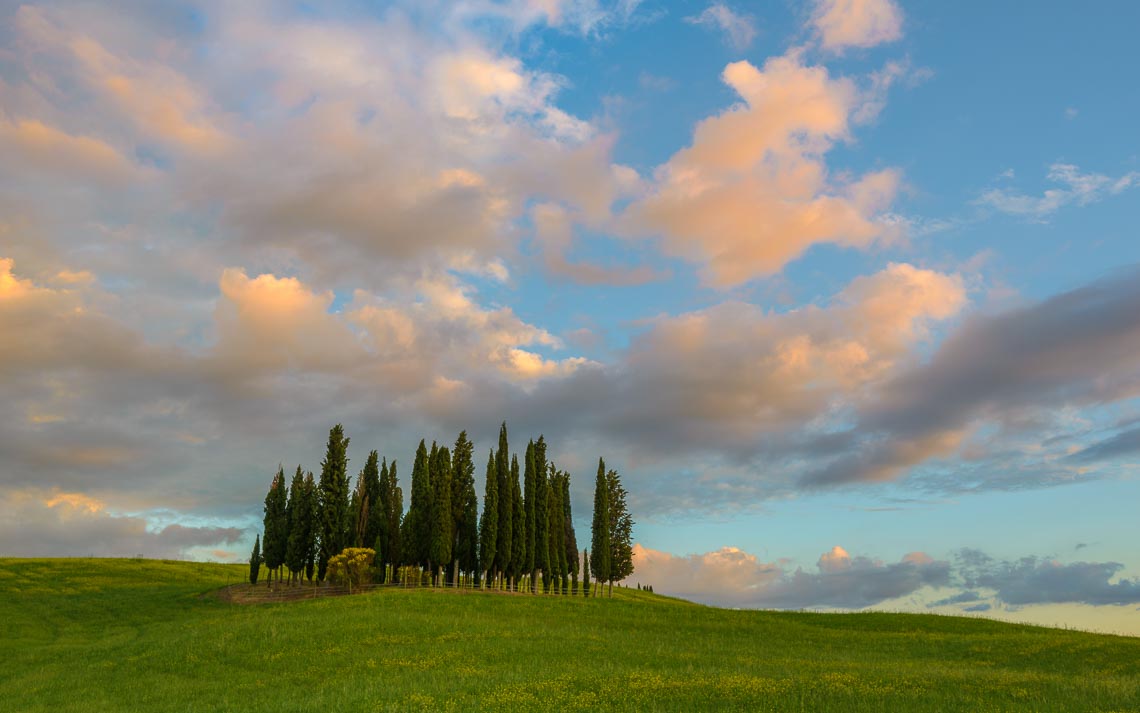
(1067, 427, 1140, 463)
(803, 266, 1140, 488)
(963, 603, 991, 612)
(960, 552, 1140, 606)
(928, 590, 982, 607)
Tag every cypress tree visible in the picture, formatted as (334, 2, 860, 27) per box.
(429, 445, 453, 585)
(581, 549, 590, 597)
(406, 440, 432, 569)
(285, 466, 310, 583)
(477, 449, 498, 583)
(562, 473, 579, 592)
(494, 423, 512, 584)
(523, 440, 537, 588)
(361, 450, 383, 551)
(302, 471, 318, 582)
(548, 469, 566, 592)
(381, 459, 402, 577)
(317, 424, 351, 582)
(263, 466, 288, 585)
(607, 468, 635, 595)
(590, 457, 611, 596)
(510, 454, 525, 589)
(535, 457, 550, 591)
(249, 534, 261, 585)
(451, 431, 476, 584)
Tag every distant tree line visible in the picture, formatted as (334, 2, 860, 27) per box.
(250, 423, 634, 596)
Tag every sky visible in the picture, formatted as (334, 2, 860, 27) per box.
(1, 0, 1139, 635)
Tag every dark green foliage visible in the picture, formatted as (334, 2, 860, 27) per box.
(380, 459, 402, 574)
(453, 432, 479, 580)
(494, 422, 512, 578)
(302, 472, 318, 582)
(262, 466, 288, 583)
(607, 468, 635, 587)
(510, 454, 525, 584)
(429, 445, 453, 580)
(360, 451, 383, 553)
(534, 442, 550, 588)
(523, 440, 537, 580)
(284, 466, 313, 582)
(248, 534, 261, 585)
(548, 469, 566, 586)
(477, 449, 498, 579)
(405, 440, 432, 569)
(581, 548, 590, 597)
(590, 457, 611, 591)
(561, 472, 579, 576)
(317, 425, 351, 581)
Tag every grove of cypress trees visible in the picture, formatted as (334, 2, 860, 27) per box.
(590, 457, 611, 597)
(249, 533, 261, 585)
(429, 445, 453, 585)
(317, 425, 351, 582)
(478, 449, 498, 585)
(523, 440, 537, 590)
(263, 466, 288, 585)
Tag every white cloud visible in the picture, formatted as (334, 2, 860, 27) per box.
(810, 0, 903, 53)
(685, 3, 757, 50)
(977, 163, 1139, 220)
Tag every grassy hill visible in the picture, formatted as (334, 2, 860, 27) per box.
(1, 559, 1137, 712)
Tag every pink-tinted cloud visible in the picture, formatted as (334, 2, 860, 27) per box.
(810, 0, 903, 53)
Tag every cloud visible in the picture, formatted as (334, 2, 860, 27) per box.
(810, 0, 903, 53)
(959, 550, 1140, 606)
(803, 266, 1140, 488)
(685, 3, 757, 50)
(976, 163, 1138, 220)
(629, 543, 949, 609)
(0, 488, 242, 558)
(1067, 426, 1140, 463)
(622, 52, 901, 286)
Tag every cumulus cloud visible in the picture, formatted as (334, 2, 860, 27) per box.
(976, 163, 1139, 221)
(629, 544, 949, 609)
(622, 53, 902, 286)
(810, 0, 903, 53)
(685, 3, 757, 50)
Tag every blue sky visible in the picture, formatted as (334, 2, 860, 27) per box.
(1, 0, 1138, 634)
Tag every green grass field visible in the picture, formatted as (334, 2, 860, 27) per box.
(1, 558, 1137, 712)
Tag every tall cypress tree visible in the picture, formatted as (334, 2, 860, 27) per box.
(535, 453, 550, 591)
(285, 466, 310, 583)
(350, 472, 369, 549)
(561, 472, 579, 586)
(317, 425, 351, 582)
(263, 466, 288, 585)
(249, 534, 261, 585)
(477, 449, 498, 583)
(590, 457, 611, 596)
(581, 548, 589, 597)
(523, 440, 537, 588)
(429, 445, 453, 585)
(302, 471, 318, 582)
(406, 440, 432, 569)
(361, 451, 383, 552)
(607, 468, 635, 594)
(494, 423, 512, 583)
(381, 459, 402, 575)
(548, 469, 566, 591)
(510, 454, 525, 589)
(451, 432, 476, 584)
